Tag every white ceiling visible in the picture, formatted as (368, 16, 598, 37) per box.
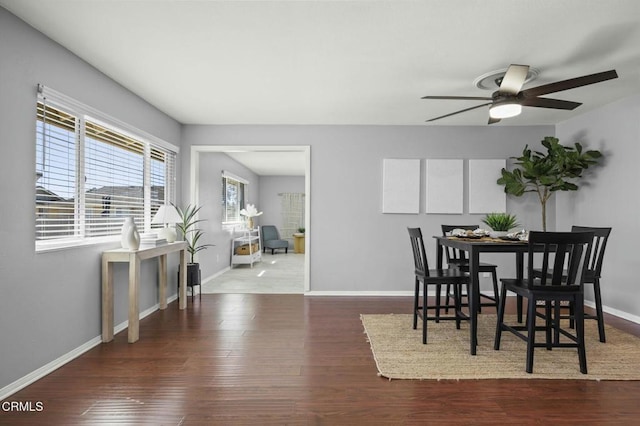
(3, 0, 640, 127)
(4, 1, 640, 172)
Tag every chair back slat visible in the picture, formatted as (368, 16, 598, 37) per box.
(571, 226, 612, 279)
(527, 231, 594, 291)
(408, 227, 430, 276)
(441, 225, 478, 265)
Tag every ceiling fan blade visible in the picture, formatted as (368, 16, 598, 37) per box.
(521, 70, 618, 98)
(488, 116, 501, 125)
(426, 102, 492, 122)
(422, 95, 493, 100)
(519, 97, 582, 110)
(498, 64, 530, 95)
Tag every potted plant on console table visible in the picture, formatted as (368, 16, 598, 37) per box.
(174, 203, 214, 299)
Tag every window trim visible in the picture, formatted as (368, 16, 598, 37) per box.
(35, 85, 178, 252)
(221, 170, 248, 226)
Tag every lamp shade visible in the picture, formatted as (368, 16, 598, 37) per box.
(151, 205, 182, 243)
(151, 205, 182, 225)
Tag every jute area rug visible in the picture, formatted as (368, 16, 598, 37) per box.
(361, 313, 640, 380)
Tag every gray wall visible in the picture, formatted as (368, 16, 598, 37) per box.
(3, 2, 639, 400)
(0, 8, 182, 392)
(180, 125, 557, 294)
(259, 176, 306, 246)
(196, 152, 260, 279)
(556, 94, 640, 319)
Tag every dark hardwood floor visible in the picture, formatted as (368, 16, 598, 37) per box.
(2, 294, 639, 425)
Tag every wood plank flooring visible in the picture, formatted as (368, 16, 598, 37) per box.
(2, 294, 639, 425)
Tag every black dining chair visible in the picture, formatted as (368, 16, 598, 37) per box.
(494, 231, 594, 374)
(441, 225, 500, 314)
(533, 226, 611, 342)
(408, 227, 469, 344)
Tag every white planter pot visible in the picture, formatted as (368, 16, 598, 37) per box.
(489, 231, 508, 238)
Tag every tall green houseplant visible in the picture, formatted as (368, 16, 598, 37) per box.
(497, 137, 603, 231)
(173, 203, 213, 264)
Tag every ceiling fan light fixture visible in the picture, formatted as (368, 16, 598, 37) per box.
(489, 103, 522, 119)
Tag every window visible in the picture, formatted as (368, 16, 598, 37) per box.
(221, 171, 247, 224)
(35, 85, 178, 250)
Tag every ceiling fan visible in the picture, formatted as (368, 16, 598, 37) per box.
(422, 64, 618, 124)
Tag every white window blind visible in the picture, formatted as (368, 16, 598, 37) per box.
(35, 102, 78, 241)
(35, 85, 178, 250)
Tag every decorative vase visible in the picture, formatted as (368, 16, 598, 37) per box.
(121, 217, 140, 250)
(248, 217, 254, 230)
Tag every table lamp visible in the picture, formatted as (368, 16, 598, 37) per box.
(151, 204, 182, 243)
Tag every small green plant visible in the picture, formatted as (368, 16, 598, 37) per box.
(297, 227, 305, 234)
(173, 203, 214, 263)
(482, 212, 519, 232)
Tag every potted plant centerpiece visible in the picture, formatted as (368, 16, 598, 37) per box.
(174, 203, 214, 294)
(482, 212, 519, 238)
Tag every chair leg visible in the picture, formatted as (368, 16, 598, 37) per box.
(545, 301, 553, 350)
(453, 283, 462, 330)
(525, 297, 537, 374)
(569, 302, 575, 329)
(593, 278, 606, 343)
(494, 284, 508, 350)
(491, 269, 499, 313)
(517, 295, 523, 323)
(413, 277, 419, 330)
(553, 301, 561, 346)
(575, 294, 588, 374)
(422, 282, 428, 344)
(444, 284, 451, 314)
(435, 284, 441, 323)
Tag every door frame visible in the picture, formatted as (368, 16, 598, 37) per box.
(189, 145, 310, 292)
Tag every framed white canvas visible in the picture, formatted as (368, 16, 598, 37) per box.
(468, 159, 506, 213)
(382, 159, 420, 214)
(425, 159, 463, 214)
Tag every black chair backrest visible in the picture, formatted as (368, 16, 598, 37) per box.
(527, 231, 594, 291)
(408, 227, 430, 276)
(441, 225, 478, 265)
(571, 226, 611, 280)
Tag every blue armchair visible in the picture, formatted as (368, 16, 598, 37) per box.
(261, 225, 289, 254)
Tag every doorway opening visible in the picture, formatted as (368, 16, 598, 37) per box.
(189, 145, 310, 293)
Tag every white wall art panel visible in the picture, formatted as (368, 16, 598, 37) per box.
(382, 159, 420, 214)
(425, 159, 463, 214)
(468, 159, 506, 213)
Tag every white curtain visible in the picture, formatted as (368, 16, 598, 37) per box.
(280, 193, 305, 240)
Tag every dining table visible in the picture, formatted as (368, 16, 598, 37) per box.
(434, 235, 529, 355)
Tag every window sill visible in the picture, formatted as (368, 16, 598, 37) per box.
(36, 236, 121, 253)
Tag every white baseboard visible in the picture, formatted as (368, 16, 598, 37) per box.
(305, 290, 494, 297)
(0, 300, 169, 401)
(304, 292, 640, 325)
(305, 290, 414, 296)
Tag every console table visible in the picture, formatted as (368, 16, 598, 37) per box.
(101, 241, 187, 343)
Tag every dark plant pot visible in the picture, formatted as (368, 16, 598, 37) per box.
(177, 263, 201, 301)
(178, 263, 201, 287)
